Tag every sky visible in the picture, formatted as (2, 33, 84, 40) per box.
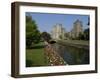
(26, 12, 89, 33)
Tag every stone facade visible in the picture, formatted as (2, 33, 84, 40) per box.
(70, 19, 83, 38)
(51, 24, 65, 40)
(51, 19, 84, 40)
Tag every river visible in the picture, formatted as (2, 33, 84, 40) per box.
(51, 43, 89, 65)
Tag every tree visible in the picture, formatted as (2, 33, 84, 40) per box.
(64, 33, 69, 37)
(41, 32, 51, 42)
(64, 32, 70, 39)
(26, 15, 40, 48)
(84, 28, 89, 40)
(59, 35, 62, 39)
(77, 32, 84, 40)
(76, 28, 89, 40)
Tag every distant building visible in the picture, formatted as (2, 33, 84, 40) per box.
(51, 19, 84, 40)
(51, 24, 66, 40)
(70, 19, 83, 38)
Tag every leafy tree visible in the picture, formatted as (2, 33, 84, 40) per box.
(26, 15, 40, 48)
(84, 28, 89, 40)
(78, 32, 84, 40)
(77, 28, 89, 40)
(64, 32, 71, 39)
(59, 35, 62, 39)
(41, 32, 51, 42)
(64, 33, 69, 38)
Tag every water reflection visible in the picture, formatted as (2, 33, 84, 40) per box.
(52, 43, 89, 65)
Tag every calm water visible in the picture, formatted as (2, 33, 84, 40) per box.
(52, 43, 89, 65)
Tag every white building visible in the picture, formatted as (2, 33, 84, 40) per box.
(51, 24, 66, 40)
(70, 19, 83, 38)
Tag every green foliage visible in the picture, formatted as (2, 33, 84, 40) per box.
(64, 33, 69, 38)
(41, 32, 51, 42)
(84, 28, 89, 40)
(78, 32, 84, 40)
(59, 35, 62, 39)
(76, 28, 89, 40)
(26, 15, 40, 48)
(64, 32, 71, 40)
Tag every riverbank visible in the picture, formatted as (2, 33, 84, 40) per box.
(44, 44, 67, 66)
(26, 42, 49, 67)
(56, 40, 89, 50)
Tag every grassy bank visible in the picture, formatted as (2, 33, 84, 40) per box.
(57, 40, 89, 46)
(57, 40, 89, 50)
(26, 42, 49, 67)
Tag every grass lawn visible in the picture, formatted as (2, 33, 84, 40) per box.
(57, 40, 89, 46)
(26, 42, 49, 67)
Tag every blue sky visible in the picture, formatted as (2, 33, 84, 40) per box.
(26, 12, 89, 33)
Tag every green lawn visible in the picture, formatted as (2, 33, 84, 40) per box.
(26, 42, 49, 67)
(57, 40, 89, 46)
